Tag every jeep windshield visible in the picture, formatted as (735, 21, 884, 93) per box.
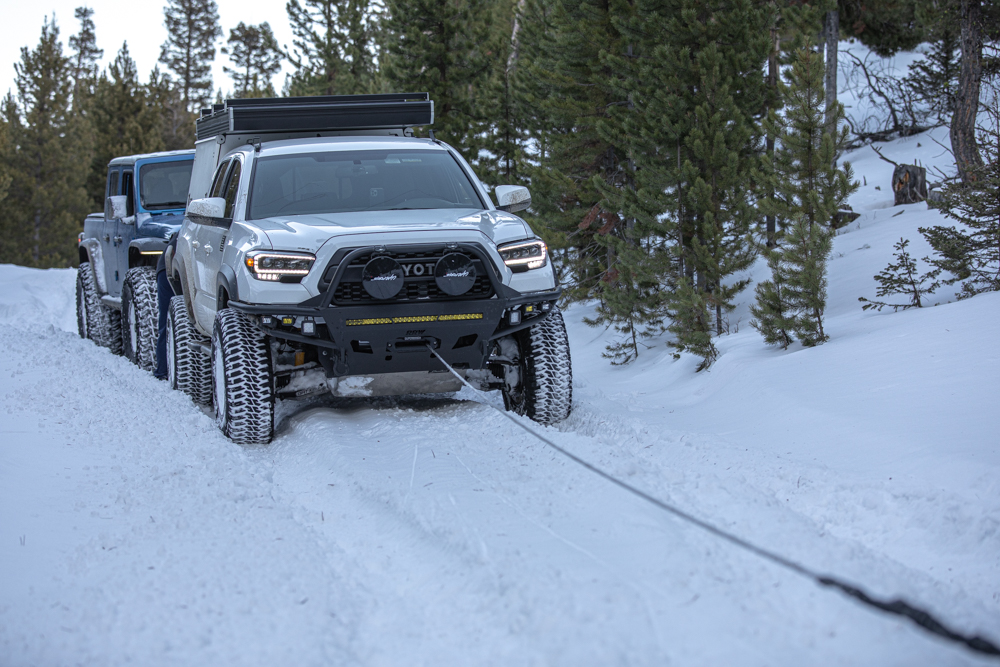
(139, 160, 193, 211)
(248, 149, 485, 219)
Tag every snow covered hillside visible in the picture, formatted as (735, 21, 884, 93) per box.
(1, 128, 998, 665)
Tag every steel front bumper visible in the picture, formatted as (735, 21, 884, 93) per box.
(227, 243, 560, 379)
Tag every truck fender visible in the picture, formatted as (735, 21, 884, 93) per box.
(217, 264, 239, 310)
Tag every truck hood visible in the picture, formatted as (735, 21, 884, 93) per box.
(249, 208, 533, 253)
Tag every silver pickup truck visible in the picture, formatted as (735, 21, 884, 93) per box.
(165, 94, 572, 444)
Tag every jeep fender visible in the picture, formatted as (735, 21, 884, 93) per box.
(128, 237, 169, 269)
(78, 238, 108, 295)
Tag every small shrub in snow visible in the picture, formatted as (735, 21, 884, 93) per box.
(858, 238, 940, 312)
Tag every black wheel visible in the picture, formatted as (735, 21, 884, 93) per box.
(499, 307, 573, 425)
(212, 308, 274, 445)
(122, 267, 158, 371)
(76, 262, 122, 354)
(166, 295, 212, 405)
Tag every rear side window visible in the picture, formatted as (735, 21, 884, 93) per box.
(122, 170, 135, 217)
(107, 169, 120, 199)
(223, 160, 242, 218)
(210, 159, 232, 199)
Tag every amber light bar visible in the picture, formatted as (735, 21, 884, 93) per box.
(346, 313, 483, 326)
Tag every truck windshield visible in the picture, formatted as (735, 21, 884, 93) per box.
(139, 160, 193, 211)
(248, 149, 484, 219)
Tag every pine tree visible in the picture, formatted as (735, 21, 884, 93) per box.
(919, 94, 1000, 299)
(904, 26, 959, 125)
(286, 0, 380, 96)
(0, 18, 91, 268)
(750, 249, 795, 348)
(146, 66, 193, 150)
(595, 0, 771, 368)
(782, 218, 833, 346)
(158, 0, 221, 113)
(469, 0, 529, 189)
(858, 238, 940, 311)
(87, 43, 165, 208)
(382, 0, 494, 148)
(68, 6, 103, 106)
(223, 22, 283, 98)
(515, 0, 632, 338)
(759, 48, 856, 238)
(753, 47, 856, 348)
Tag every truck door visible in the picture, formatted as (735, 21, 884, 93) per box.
(109, 168, 136, 298)
(100, 168, 121, 296)
(189, 158, 232, 327)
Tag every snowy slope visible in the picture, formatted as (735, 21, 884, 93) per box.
(1, 127, 998, 666)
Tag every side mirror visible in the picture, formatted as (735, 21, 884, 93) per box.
(187, 197, 226, 220)
(495, 185, 531, 213)
(105, 195, 128, 221)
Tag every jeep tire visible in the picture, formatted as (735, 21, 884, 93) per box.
(166, 295, 212, 405)
(76, 262, 123, 355)
(500, 307, 572, 425)
(122, 267, 158, 371)
(212, 308, 274, 445)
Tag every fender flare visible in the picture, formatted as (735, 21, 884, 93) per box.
(78, 238, 107, 295)
(217, 264, 239, 310)
(127, 237, 169, 269)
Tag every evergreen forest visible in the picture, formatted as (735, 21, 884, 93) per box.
(0, 0, 997, 368)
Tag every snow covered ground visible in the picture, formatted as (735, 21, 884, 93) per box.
(1, 128, 998, 665)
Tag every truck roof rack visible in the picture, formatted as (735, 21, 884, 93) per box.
(195, 93, 434, 141)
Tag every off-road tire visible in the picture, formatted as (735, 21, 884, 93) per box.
(212, 308, 274, 445)
(76, 262, 122, 354)
(501, 307, 572, 425)
(122, 267, 158, 371)
(166, 296, 212, 405)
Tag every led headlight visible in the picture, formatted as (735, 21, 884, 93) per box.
(498, 239, 547, 272)
(245, 252, 316, 282)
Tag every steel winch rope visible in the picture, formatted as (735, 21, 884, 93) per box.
(426, 344, 1000, 659)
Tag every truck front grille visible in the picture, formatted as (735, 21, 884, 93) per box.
(321, 245, 496, 305)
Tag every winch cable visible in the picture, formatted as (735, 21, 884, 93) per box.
(427, 344, 1000, 659)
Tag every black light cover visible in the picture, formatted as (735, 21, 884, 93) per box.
(434, 253, 477, 296)
(362, 256, 404, 299)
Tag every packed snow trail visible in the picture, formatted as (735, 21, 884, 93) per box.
(2, 127, 999, 665)
(427, 343, 999, 657)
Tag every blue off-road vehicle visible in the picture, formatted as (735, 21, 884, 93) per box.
(76, 150, 194, 368)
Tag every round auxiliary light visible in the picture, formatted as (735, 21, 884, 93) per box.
(361, 256, 404, 300)
(434, 253, 477, 296)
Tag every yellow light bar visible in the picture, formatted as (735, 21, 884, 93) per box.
(346, 313, 483, 326)
(140, 250, 164, 255)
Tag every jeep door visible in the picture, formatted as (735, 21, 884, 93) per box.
(100, 167, 122, 296)
(109, 168, 136, 297)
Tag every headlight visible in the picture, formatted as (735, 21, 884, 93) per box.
(498, 239, 547, 272)
(245, 251, 316, 282)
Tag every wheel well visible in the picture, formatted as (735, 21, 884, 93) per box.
(217, 286, 230, 310)
(78, 247, 89, 266)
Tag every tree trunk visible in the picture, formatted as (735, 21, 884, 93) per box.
(766, 16, 778, 248)
(824, 10, 839, 135)
(951, 0, 984, 185)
